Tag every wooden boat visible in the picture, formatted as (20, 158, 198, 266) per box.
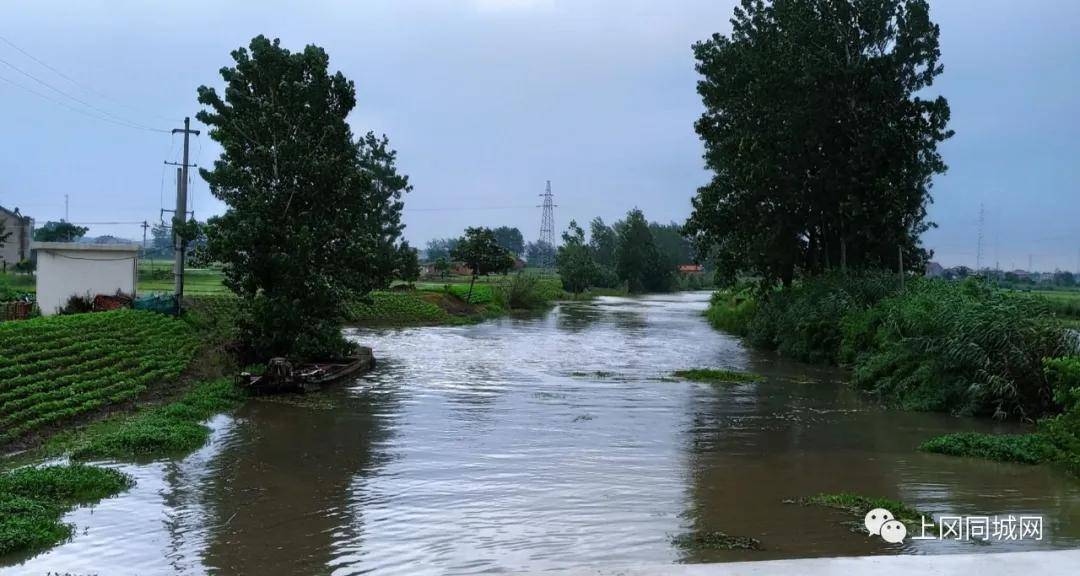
(238, 346, 375, 394)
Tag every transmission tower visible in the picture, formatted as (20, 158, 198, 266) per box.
(537, 180, 557, 270)
(975, 203, 985, 272)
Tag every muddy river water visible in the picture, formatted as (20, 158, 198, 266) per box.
(5, 292, 1080, 574)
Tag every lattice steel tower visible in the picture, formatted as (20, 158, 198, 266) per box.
(538, 180, 557, 270)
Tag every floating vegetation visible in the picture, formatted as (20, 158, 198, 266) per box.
(572, 413, 594, 422)
(672, 530, 762, 551)
(253, 393, 337, 410)
(796, 493, 931, 534)
(0, 464, 133, 556)
(569, 370, 617, 379)
(673, 368, 763, 385)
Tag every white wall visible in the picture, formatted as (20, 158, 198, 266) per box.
(34, 244, 139, 315)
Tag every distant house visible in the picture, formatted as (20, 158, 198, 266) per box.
(924, 261, 944, 278)
(0, 206, 33, 268)
(420, 261, 472, 278)
(678, 263, 704, 274)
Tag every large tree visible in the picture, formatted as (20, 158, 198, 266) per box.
(451, 227, 514, 302)
(556, 221, 599, 294)
(588, 217, 617, 269)
(198, 36, 409, 360)
(685, 0, 952, 287)
(33, 221, 88, 243)
(525, 241, 555, 268)
(615, 209, 673, 293)
(492, 226, 525, 256)
(425, 238, 459, 261)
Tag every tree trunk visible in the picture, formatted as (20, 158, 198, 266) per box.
(467, 275, 476, 303)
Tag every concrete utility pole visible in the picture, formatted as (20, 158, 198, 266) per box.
(166, 117, 200, 311)
(898, 246, 904, 290)
(64, 194, 69, 222)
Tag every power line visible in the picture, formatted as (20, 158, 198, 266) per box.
(0, 74, 165, 133)
(0, 33, 181, 124)
(0, 55, 167, 133)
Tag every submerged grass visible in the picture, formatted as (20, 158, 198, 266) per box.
(673, 368, 763, 384)
(800, 492, 930, 533)
(671, 530, 762, 551)
(45, 378, 243, 460)
(0, 464, 132, 556)
(919, 432, 1057, 465)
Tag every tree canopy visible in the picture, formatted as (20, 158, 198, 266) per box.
(451, 227, 514, 301)
(198, 35, 410, 360)
(33, 221, 88, 243)
(556, 221, 599, 294)
(616, 209, 673, 293)
(684, 0, 952, 287)
(492, 226, 525, 256)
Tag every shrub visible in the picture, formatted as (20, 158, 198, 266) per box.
(704, 288, 757, 335)
(746, 271, 901, 364)
(847, 279, 1071, 418)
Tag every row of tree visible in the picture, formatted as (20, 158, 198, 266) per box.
(684, 0, 952, 288)
(557, 209, 698, 294)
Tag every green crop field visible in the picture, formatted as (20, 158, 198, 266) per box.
(137, 260, 229, 295)
(344, 291, 455, 325)
(0, 310, 199, 445)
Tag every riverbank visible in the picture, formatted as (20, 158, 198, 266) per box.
(704, 273, 1080, 474)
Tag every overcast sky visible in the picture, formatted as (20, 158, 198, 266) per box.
(2, 0, 1077, 270)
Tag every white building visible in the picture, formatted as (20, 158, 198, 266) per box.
(33, 242, 139, 315)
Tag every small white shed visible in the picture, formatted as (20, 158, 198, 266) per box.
(33, 242, 140, 315)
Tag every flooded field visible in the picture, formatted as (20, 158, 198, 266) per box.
(5, 292, 1080, 575)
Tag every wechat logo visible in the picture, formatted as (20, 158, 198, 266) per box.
(865, 508, 907, 543)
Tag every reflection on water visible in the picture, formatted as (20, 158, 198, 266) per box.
(5, 292, 1080, 574)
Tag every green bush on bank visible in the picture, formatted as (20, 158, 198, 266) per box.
(847, 279, 1071, 418)
(919, 357, 1080, 474)
(344, 291, 455, 325)
(0, 464, 132, 556)
(705, 275, 1075, 420)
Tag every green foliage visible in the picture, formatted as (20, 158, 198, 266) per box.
(847, 279, 1070, 418)
(452, 227, 514, 302)
(197, 36, 409, 361)
(492, 226, 525, 256)
(919, 432, 1056, 464)
(704, 288, 757, 335)
(588, 217, 617, 269)
(525, 240, 556, 268)
(615, 208, 673, 293)
(557, 220, 600, 294)
(32, 221, 88, 243)
(671, 531, 761, 551)
(0, 464, 132, 556)
(48, 379, 243, 459)
(0, 310, 198, 445)
(395, 241, 421, 284)
(801, 493, 928, 533)
(447, 283, 495, 304)
(425, 238, 459, 262)
(749, 271, 901, 364)
(673, 368, 762, 384)
(496, 273, 554, 310)
(182, 295, 240, 345)
(686, 0, 951, 286)
(344, 291, 453, 325)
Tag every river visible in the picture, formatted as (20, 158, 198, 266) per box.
(5, 292, 1080, 574)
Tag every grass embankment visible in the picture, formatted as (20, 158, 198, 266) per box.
(44, 379, 243, 460)
(346, 274, 567, 326)
(0, 464, 133, 556)
(705, 274, 1080, 473)
(0, 310, 199, 446)
(2, 297, 244, 559)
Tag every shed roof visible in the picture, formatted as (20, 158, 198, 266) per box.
(33, 242, 141, 253)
